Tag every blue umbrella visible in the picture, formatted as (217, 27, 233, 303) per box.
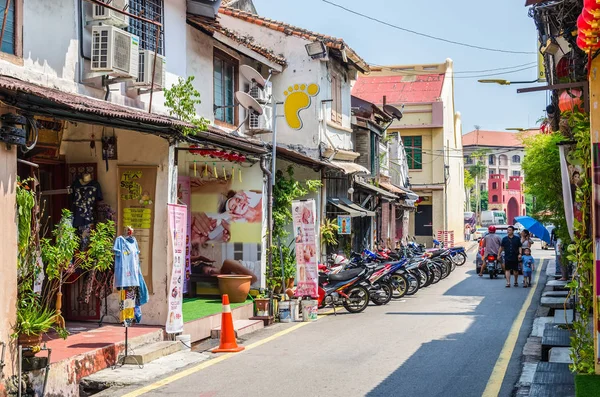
(514, 216, 551, 243)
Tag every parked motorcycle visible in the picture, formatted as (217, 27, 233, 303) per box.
(317, 267, 371, 313)
(485, 254, 501, 279)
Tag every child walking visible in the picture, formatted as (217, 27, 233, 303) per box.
(521, 247, 535, 288)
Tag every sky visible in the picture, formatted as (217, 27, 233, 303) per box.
(251, 0, 547, 134)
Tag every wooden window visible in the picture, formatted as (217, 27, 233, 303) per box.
(331, 73, 342, 124)
(0, 0, 22, 62)
(512, 155, 521, 164)
(402, 136, 422, 170)
(213, 49, 238, 126)
(129, 0, 165, 55)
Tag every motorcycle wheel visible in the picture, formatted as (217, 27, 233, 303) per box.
(371, 282, 393, 305)
(440, 262, 450, 279)
(391, 273, 408, 299)
(453, 252, 467, 266)
(405, 273, 419, 296)
(489, 271, 494, 279)
(431, 265, 442, 284)
(343, 285, 370, 313)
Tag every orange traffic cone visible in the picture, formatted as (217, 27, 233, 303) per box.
(212, 294, 245, 353)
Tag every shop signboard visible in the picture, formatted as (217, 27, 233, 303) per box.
(337, 215, 351, 235)
(292, 199, 319, 297)
(180, 160, 265, 297)
(117, 165, 157, 293)
(166, 204, 186, 334)
(177, 176, 192, 294)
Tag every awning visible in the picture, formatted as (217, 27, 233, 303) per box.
(379, 181, 419, 201)
(338, 197, 375, 217)
(0, 75, 267, 154)
(328, 198, 364, 218)
(276, 145, 335, 170)
(330, 161, 369, 175)
(354, 180, 398, 199)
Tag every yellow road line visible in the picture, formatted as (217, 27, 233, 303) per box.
(482, 259, 544, 397)
(122, 308, 337, 397)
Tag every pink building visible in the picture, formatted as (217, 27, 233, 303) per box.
(488, 174, 526, 225)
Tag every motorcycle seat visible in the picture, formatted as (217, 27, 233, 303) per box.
(328, 268, 363, 282)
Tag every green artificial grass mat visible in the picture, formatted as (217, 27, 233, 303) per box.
(182, 297, 252, 323)
(576, 374, 600, 397)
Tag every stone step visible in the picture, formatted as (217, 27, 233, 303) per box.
(542, 290, 569, 298)
(541, 324, 571, 361)
(546, 279, 569, 291)
(540, 296, 572, 309)
(529, 383, 575, 397)
(120, 341, 181, 365)
(553, 309, 574, 325)
(549, 347, 573, 364)
(531, 317, 554, 338)
(536, 362, 572, 373)
(211, 319, 264, 339)
(533, 370, 575, 384)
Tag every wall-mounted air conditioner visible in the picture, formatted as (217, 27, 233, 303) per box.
(91, 25, 139, 79)
(135, 50, 166, 89)
(249, 81, 272, 104)
(247, 106, 272, 134)
(91, 0, 129, 28)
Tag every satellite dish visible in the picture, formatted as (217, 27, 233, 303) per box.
(235, 91, 263, 115)
(240, 65, 266, 89)
(384, 104, 403, 120)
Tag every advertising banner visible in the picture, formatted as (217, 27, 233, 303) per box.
(166, 204, 187, 334)
(292, 200, 319, 297)
(594, 142, 600, 367)
(337, 215, 351, 235)
(179, 160, 264, 297)
(559, 143, 583, 240)
(177, 176, 192, 294)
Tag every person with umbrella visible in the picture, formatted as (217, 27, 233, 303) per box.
(498, 226, 523, 287)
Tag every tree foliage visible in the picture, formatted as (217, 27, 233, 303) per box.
(521, 132, 568, 239)
(164, 76, 209, 136)
(464, 169, 475, 190)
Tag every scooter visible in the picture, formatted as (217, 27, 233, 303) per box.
(485, 254, 501, 279)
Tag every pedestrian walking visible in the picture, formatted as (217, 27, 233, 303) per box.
(521, 229, 533, 249)
(521, 247, 534, 288)
(497, 225, 522, 287)
(465, 224, 471, 241)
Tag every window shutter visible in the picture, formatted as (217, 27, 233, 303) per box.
(336, 77, 342, 123)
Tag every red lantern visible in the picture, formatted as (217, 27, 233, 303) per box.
(556, 57, 570, 79)
(582, 8, 600, 28)
(578, 13, 598, 37)
(585, 0, 600, 16)
(558, 89, 584, 113)
(577, 32, 600, 52)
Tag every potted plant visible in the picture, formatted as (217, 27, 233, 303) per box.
(254, 291, 270, 317)
(13, 302, 66, 357)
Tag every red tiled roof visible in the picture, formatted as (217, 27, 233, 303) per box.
(218, 7, 369, 73)
(187, 15, 287, 66)
(462, 130, 539, 148)
(352, 74, 445, 104)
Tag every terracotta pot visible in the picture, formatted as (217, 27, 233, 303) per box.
(18, 333, 42, 357)
(254, 298, 270, 316)
(286, 278, 295, 289)
(217, 275, 252, 303)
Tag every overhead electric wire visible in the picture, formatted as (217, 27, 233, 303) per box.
(368, 62, 538, 75)
(453, 65, 538, 79)
(321, 0, 537, 55)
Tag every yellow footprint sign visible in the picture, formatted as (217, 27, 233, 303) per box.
(283, 83, 319, 130)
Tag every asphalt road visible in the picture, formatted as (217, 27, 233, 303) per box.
(121, 244, 553, 397)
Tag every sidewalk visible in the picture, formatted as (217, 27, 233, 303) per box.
(514, 258, 576, 397)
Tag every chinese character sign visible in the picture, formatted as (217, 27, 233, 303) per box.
(292, 200, 318, 297)
(166, 204, 187, 334)
(337, 215, 351, 235)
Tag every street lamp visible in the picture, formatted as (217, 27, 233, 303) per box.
(478, 79, 542, 85)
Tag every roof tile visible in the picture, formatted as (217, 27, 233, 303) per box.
(352, 74, 445, 104)
(462, 130, 539, 148)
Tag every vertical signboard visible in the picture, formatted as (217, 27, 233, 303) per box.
(166, 204, 186, 334)
(177, 176, 192, 294)
(117, 165, 157, 293)
(292, 200, 318, 297)
(337, 215, 351, 235)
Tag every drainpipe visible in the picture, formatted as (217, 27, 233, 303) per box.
(320, 100, 338, 161)
(260, 156, 273, 285)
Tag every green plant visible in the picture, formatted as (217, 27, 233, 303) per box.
(320, 218, 339, 246)
(76, 220, 116, 271)
(562, 110, 594, 374)
(164, 76, 209, 136)
(42, 209, 80, 281)
(13, 304, 57, 338)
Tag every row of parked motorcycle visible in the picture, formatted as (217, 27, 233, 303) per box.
(316, 240, 468, 313)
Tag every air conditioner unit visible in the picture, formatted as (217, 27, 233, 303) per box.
(135, 50, 166, 89)
(247, 106, 273, 134)
(91, 0, 129, 28)
(249, 81, 272, 104)
(91, 25, 139, 79)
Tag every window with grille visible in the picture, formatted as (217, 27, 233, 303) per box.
(488, 154, 495, 165)
(331, 73, 342, 124)
(465, 156, 473, 165)
(128, 0, 164, 55)
(512, 155, 521, 164)
(214, 49, 237, 125)
(512, 170, 521, 176)
(402, 136, 422, 170)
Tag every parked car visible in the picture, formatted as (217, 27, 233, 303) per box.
(472, 227, 488, 241)
(475, 225, 521, 274)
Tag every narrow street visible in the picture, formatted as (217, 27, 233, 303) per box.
(110, 245, 553, 397)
